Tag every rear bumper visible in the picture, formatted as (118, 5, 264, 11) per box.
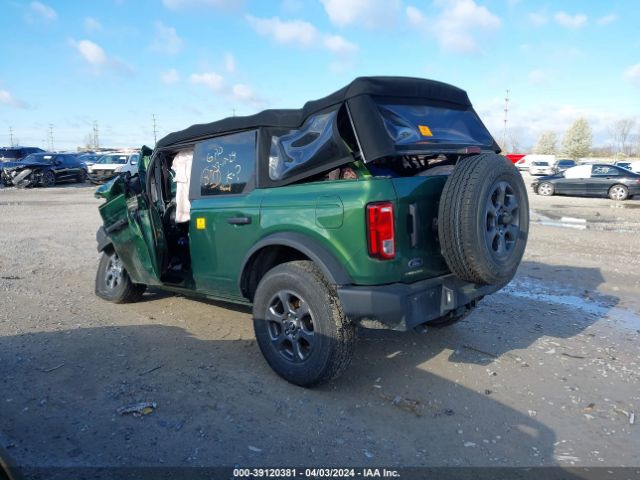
(337, 274, 503, 331)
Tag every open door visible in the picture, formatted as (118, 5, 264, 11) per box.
(96, 147, 168, 286)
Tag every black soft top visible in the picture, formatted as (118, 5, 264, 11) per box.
(156, 76, 471, 149)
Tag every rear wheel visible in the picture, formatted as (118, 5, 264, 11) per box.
(608, 184, 629, 201)
(252, 261, 355, 387)
(95, 250, 146, 303)
(77, 169, 87, 183)
(537, 182, 554, 196)
(438, 153, 529, 285)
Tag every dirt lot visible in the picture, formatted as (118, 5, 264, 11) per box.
(0, 174, 639, 472)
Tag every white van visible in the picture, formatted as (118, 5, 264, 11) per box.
(515, 154, 556, 172)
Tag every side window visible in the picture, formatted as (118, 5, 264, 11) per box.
(129, 154, 139, 165)
(193, 130, 256, 197)
(592, 165, 619, 176)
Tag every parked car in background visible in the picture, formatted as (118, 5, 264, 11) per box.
(532, 164, 640, 200)
(553, 159, 576, 173)
(529, 160, 555, 176)
(615, 160, 640, 173)
(1, 153, 88, 188)
(0, 147, 44, 163)
(87, 152, 140, 184)
(78, 153, 101, 167)
(514, 154, 555, 172)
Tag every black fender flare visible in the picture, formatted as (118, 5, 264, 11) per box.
(239, 232, 353, 292)
(96, 226, 112, 252)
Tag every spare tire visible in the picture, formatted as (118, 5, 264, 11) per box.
(438, 153, 529, 285)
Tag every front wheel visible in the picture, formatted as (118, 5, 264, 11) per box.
(609, 184, 629, 201)
(41, 170, 56, 188)
(77, 169, 87, 183)
(252, 261, 355, 387)
(95, 250, 146, 303)
(537, 182, 554, 196)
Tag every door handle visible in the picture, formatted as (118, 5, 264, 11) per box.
(227, 216, 251, 225)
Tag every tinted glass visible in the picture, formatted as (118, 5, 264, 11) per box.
(194, 130, 256, 196)
(376, 103, 494, 149)
(21, 153, 55, 164)
(532, 161, 549, 166)
(130, 154, 139, 165)
(0, 149, 20, 160)
(97, 154, 128, 165)
(592, 165, 620, 176)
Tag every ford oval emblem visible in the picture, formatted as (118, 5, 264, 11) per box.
(408, 258, 423, 268)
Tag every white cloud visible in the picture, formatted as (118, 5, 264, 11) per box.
(554, 11, 587, 29)
(161, 69, 181, 85)
(224, 53, 236, 73)
(528, 11, 547, 26)
(84, 17, 102, 32)
(323, 35, 358, 55)
(246, 16, 317, 46)
(320, 0, 400, 28)
(528, 69, 551, 85)
(28, 1, 56, 22)
(411, 0, 500, 54)
(150, 21, 184, 55)
(596, 13, 617, 25)
(246, 15, 358, 56)
(406, 5, 425, 26)
(623, 64, 640, 87)
(0, 89, 28, 109)
(72, 39, 108, 65)
(232, 83, 256, 101)
(69, 39, 133, 76)
(190, 72, 264, 106)
(190, 72, 225, 91)
(162, 0, 239, 9)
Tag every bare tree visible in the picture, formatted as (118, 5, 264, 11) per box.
(533, 131, 557, 155)
(610, 118, 636, 156)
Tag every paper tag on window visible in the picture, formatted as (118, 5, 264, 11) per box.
(418, 125, 433, 137)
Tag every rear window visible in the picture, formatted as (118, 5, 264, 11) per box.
(532, 161, 549, 166)
(375, 103, 494, 150)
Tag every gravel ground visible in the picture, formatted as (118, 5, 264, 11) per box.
(0, 175, 638, 472)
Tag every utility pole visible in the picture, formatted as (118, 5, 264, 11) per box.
(9, 126, 14, 147)
(502, 89, 510, 152)
(93, 121, 100, 149)
(152, 114, 158, 145)
(232, 108, 236, 117)
(48, 124, 55, 151)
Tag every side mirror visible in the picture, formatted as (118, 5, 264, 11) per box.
(54, 160, 62, 166)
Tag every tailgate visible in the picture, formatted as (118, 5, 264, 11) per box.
(391, 176, 450, 283)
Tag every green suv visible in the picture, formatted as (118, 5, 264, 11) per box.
(94, 77, 529, 387)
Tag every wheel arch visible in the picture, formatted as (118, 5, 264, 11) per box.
(239, 232, 353, 301)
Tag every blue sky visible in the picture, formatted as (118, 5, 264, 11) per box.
(1, 0, 639, 151)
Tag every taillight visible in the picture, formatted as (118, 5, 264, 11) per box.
(367, 202, 395, 260)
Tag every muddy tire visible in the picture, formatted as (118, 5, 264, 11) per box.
(537, 182, 554, 196)
(608, 184, 629, 201)
(95, 250, 146, 303)
(41, 170, 56, 188)
(438, 153, 529, 285)
(252, 260, 355, 387)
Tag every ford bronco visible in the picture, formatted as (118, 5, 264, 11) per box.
(94, 77, 529, 387)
